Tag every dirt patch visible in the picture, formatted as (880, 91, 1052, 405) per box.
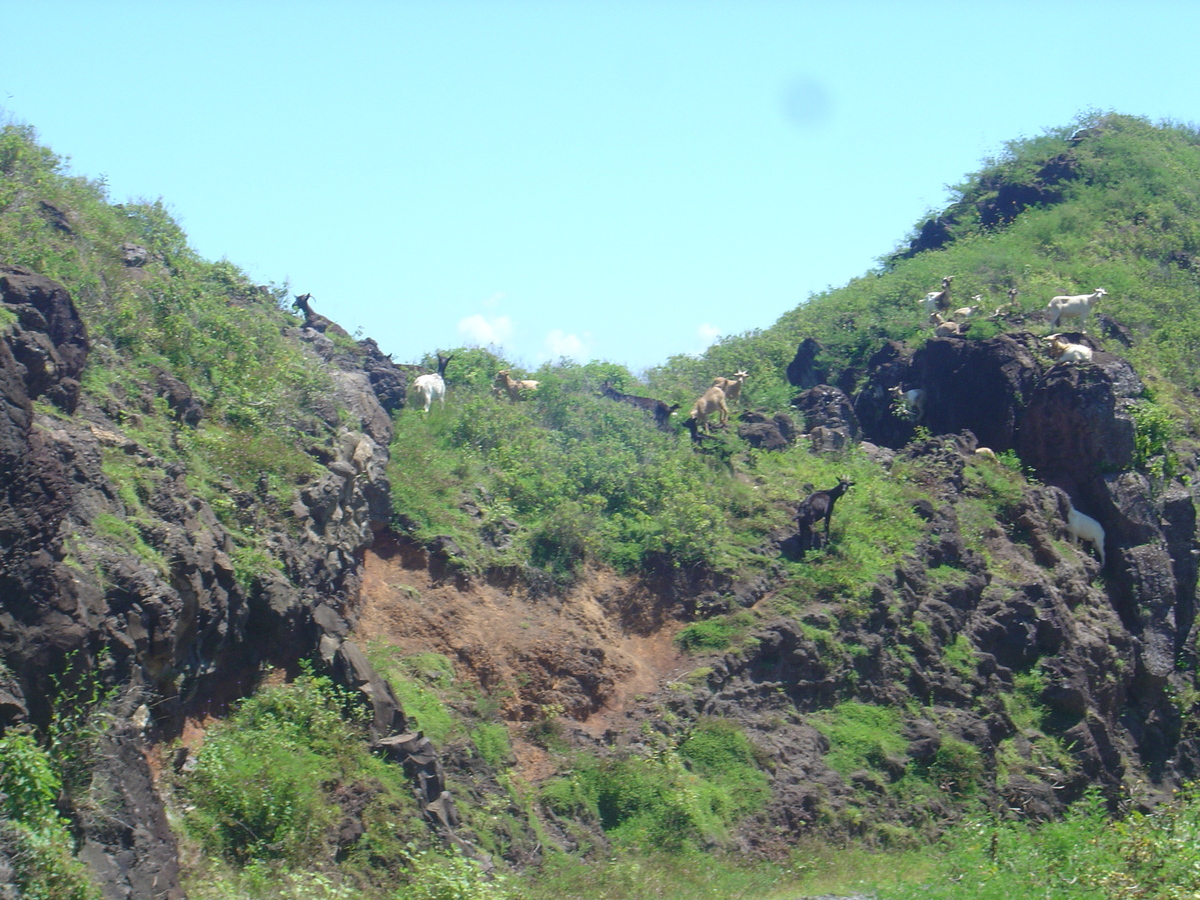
(353, 533, 690, 738)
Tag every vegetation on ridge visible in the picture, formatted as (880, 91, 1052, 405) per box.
(5, 109, 1200, 899)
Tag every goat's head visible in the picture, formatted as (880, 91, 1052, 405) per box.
(293, 293, 312, 309)
(1094, 288, 1108, 298)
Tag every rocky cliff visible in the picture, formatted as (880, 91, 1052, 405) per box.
(4, 261, 1200, 894)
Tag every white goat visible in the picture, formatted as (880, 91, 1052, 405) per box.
(952, 300, 981, 321)
(1046, 288, 1107, 330)
(493, 370, 540, 401)
(919, 275, 954, 316)
(687, 384, 728, 433)
(974, 447, 998, 462)
(412, 352, 452, 413)
(1044, 335, 1093, 364)
(1066, 504, 1106, 567)
(711, 370, 749, 403)
(888, 385, 926, 422)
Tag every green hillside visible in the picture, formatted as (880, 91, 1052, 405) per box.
(5, 111, 1200, 900)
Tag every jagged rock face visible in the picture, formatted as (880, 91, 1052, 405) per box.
(1017, 352, 1140, 491)
(651, 436, 1197, 839)
(1, 272, 435, 894)
(359, 337, 408, 415)
(737, 411, 793, 451)
(1, 264, 90, 413)
(786, 338, 828, 389)
(914, 333, 1042, 452)
(0, 272, 88, 723)
(793, 384, 859, 451)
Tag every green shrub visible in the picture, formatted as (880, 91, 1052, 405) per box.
(0, 732, 100, 900)
(180, 668, 364, 864)
(396, 848, 514, 900)
(814, 702, 907, 777)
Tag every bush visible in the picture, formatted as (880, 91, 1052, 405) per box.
(180, 669, 364, 864)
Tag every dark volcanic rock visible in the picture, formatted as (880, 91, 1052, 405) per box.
(75, 719, 184, 900)
(786, 338, 828, 389)
(737, 411, 792, 450)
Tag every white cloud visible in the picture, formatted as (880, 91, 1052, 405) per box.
(544, 329, 588, 360)
(697, 323, 721, 344)
(458, 313, 513, 347)
(483, 291, 506, 309)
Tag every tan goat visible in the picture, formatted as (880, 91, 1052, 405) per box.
(493, 370, 540, 401)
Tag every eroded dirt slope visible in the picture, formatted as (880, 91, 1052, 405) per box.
(354, 534, 690, 739)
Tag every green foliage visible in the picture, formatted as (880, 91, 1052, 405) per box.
(0, 731, 63, 825)
(877, 786, 1200, 900)
(396, 847, 514, 900)
(179, 668, 366, 864)
(674, 612, 755, 653)
(541, 723, 769, 852)
(364, 648, 459, 745)
(0, 732, 100, 900)
(1129, 395, 1178, 480)
(814, 702, 906, 777)
(471, 724, 514, 771)
(941, 635, 979, 680)
(387, 366, 756, 579)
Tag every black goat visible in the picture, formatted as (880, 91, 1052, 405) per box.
(795, 477, 854, 554)
(293, 292, 352, 339)
(600, 381, 680, 431)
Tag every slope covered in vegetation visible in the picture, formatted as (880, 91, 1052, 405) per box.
(3, 111, 1200, 900)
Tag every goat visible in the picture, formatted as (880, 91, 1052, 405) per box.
(600, 381, 680, 430)
(888, 385, 927, 422)
(952, 298, 982, 321)
(412, 352, 453, 413)
(1046, 288, 1106, 331)
(919, 276, 955, 316)
(687, 384, 728, 433)
(989, 287, 1021, 320)
(711, 370, 749, 403)
(292, 293, 352, 339)
(795, 477, 854, 553)
(974, 447, 998, 462)
(1043, 334, 1093, 363)
(1066, 504, 1106, 567)
(493, 370, 539, 401)
(931, 312, 962, 337)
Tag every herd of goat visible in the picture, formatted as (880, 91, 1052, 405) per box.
(296, 285, 1111, 569)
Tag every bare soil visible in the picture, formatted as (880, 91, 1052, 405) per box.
(353, 534, 692, 749)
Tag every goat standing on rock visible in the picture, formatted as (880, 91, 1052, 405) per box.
(795, 477, 854, 555)
(1046, 288, 1106, 331)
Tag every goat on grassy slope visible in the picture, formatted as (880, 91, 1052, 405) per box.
(493, 369, 540, 401)
(711, 370, 749, 403)
(600, 381, 680, 430)
(795, 477, 854, 553)
(412, 352, 453, 413)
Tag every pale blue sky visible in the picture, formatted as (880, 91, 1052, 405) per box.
(2, 1, 1198, 372)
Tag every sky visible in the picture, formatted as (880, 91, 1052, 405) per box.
(2, 1, 1199, 374)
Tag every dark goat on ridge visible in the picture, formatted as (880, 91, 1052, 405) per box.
(600, 381, 680, 431)
(795, 477, 854, 554)
(293, 292, 352, 339)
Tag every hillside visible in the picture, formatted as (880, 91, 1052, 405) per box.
(3, 112, 1200, 900)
